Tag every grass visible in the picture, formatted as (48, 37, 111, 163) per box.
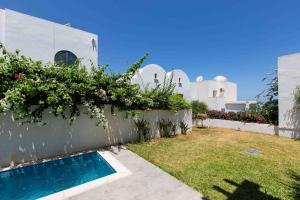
(126, 127, 300, 200)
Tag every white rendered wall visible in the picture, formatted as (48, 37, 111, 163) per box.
(2, 9, 98, 69)
(190, 82, 199, 101)
(194, 119, 278, 136)
(225, 82, 237, 101)
(191, 81, 208, 101)
(225, 103, 246, 112)
(0, 106, 192, 167)
(191, 80, 237, 110)
(0, 9, 4, 45)
(278, 53, 300, 138)
(131, 64, 167, 89)
(167, 69, 191, 101)
(132, 64, 244, 111)
(193, 118, 300, 138)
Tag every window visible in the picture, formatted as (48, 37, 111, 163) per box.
(213, 90, 217, 97)
(219, 88, 225, 97)
(178, 78, 182, 87)
(154, 73, 159, 84)
(54, 50, 77, 66)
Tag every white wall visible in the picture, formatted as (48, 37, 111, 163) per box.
(132, 64, 249, 112)
(2, 9, 98, 69)
(191, 79, 238, 111)
(167, 69, 191, 101)
(225, 103, 246, 112)
(194, 118, 299, 139)
(225, 82, 237, 101)
(0, 106, 192, 167)
(131, 64, 167, 89)
(0, 9, 4, 44)
(278, 53, 300, 139)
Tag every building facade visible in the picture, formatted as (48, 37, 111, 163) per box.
(1, 8, 255, 113)
(131, 64, 256, 112)
(0, 8, 98, 69)
(278, 52, 300, 138)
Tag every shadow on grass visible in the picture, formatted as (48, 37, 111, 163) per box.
(213, 179, 280, 200)
(288, 170, 300, 199)
(275, 170, 300, 199)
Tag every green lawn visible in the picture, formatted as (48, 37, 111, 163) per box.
(126, 127, 300, 200)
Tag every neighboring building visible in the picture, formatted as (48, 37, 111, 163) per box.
(191, 75, 256, 111)
(131, 64, 256, 112)
(0, 8, 98, 69)
(0, 9, 255, 113)
(131, 64, 192, 101)
(278, 52, 300, 138)
(166, 69, 192, 101)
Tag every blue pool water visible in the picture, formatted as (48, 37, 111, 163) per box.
(0, 152, 116, 200)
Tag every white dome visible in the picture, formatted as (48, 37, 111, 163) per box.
(139, 64, 165, 74)
(196, 76, 204, 82)
(213, 75, 227, 82)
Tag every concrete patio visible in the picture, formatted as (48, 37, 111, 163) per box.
(70, 146, 205, 200)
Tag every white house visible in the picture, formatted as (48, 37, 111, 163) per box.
(191, 75, 256, 111)
(131, 64, 256, 112)
(166, 69, 192, 101)
(278, 52, 300, 138)
(0, 8, 254, 113)
(131, 64, 192, 101)
(0, 8, 98, 69)
(131, 64, 167, 89)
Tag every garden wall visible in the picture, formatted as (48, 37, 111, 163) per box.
(0, 106, 192, 167)
(278, 53, 300, 139)
(193, 118, 300, 139)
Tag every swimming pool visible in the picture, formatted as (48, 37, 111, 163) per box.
(0, 151, 128, 200)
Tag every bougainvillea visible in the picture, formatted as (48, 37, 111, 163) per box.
(0, 44, 191, 127)
(207, 110, 267, 124)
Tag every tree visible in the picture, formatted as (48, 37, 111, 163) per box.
(256, 68, 278, 124)
(191, 101, 208, 119)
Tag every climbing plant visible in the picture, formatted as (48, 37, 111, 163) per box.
(295, 86, 300, 104)
(256, 68, 279, 125)
(0, 44, 191, 127)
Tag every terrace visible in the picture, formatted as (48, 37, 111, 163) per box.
(1, 6, 300, 200)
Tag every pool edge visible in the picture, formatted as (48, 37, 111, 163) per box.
(38, 150, 132, 200)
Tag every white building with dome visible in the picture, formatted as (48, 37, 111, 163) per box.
(0, 8, 98, 69)
(132, 64, 256, 112)
(1, 9, 255, 112)
(131, 64, 192, 101)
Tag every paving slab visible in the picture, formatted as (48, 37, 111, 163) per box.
(70, 146, 205, 200)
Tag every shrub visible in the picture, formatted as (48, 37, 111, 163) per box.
(179, 121, 189, 134)
(140, 78, 191, 112)
(255, 68, 279, 125)
(295, 86, 300, 104)
(260, 100, 278, 125)
(158, 119, 176, 137)
(191, 101, 208, 119)
(196, 113, 208, 128)
(168, 94, 191, 112)
(134, 118, 151, 142)
(140, 77, 175, 110)
(0, 44, 191, 127)
(207, 110, 266, 124)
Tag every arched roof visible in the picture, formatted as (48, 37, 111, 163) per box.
(196, 76, 204, 82)
(213, 75, 227, 82)
(139, 64, 166, 74)
(166, 69, 190, 83)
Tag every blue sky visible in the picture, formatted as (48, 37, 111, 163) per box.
(1, 0, 300, 100)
